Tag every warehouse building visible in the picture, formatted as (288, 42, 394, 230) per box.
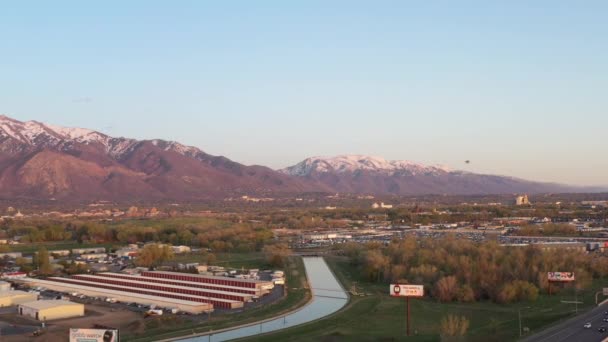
(72, 247, 106, 255)
(16, 278, 213, 314)
(96, 272, 259, 296)
(141, 271, 275, 296)
(79, 253, 108, 260)
(49, 276, 242, 309)
(18, 300, 84, 321)
(50, 249, 71, 257)
(0, 281, 11, 292)
(70, 274, 253, 303)
(0, 290, 38, 307)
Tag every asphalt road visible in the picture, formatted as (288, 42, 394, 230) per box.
(522, 304, 608, 342)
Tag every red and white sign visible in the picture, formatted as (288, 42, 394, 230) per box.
(548, 272, 575, 282)
(1, 272, 27, 279)
(390, 284, 424, 297)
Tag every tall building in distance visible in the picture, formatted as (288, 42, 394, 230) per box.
(515, 194, 530, 206)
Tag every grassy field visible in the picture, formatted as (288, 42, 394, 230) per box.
(122, 255, 311, 342)
(242, 256, 608, 342)
(172, 252, 267, 270)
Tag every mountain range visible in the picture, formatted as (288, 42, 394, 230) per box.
(0, 115, 586, 201)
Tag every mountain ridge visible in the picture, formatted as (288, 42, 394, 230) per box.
(0, 115, 593, 200)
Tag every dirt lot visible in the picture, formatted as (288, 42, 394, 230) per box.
(0, 304, 145, 342)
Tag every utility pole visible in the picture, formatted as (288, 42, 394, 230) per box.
(575, 288, 578, 314)
(406, 297, 410, 336)
(519, 307, 531, 337)
(518, 308, 522, 337)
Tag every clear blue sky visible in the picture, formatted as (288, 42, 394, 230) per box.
(1, 1, 606, 186)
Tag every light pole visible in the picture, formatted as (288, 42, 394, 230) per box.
(519, 306, 531, 337)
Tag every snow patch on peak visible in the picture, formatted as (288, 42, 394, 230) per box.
(282, 155, 452, 176)
(45, 124, 96, 140)
(151, 139, 202, 156)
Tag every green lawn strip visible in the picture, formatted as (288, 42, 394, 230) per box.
(122, 256, 311, 342)
(171, 252, 267, 269)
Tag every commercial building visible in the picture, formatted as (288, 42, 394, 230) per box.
(172, 245, 191, 254)
(46, 276, 242, 309)
(1, 272, 27, 280)
(0, 290, 38, 307)
(72, 247, 106, 255)
(141, 271, 274, 296)
(0, 252, 23, 259)
(18, 300, 84, 321)
(70, 274, 252, 304)
(79, 253, 108, 260)
(97, 272, 258, 296)
(0, 281, 11, 292)
(16, 278, 213, 314)
(50, 250, 71, 257)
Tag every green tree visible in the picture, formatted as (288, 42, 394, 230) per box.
(34, 247, 53, 275)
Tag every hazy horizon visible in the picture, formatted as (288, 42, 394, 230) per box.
(2, 1, 607, 186)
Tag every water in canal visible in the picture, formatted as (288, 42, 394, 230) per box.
(177, 257, 348, 342)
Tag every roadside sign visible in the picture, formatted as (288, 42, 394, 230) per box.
(390, 284, 424, 297)
(547, 272, 575, 282)
(70, 329, 119, 342)
(603, 288, 608, 296)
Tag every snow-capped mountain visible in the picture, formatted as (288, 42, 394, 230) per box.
(0, 114, 585, 201)
(281, 155, 451, 177)
(282, 155, 578, 196)
(0, 115, 203, 159)
(0, 115, 317, 200)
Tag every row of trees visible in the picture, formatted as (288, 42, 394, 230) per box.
(341, 236, 607, 304)
(2, 218, 275, 253)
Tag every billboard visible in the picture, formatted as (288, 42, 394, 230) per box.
(547, 272, 575, 282)
(390, 284, 424, 297)
(70, 329, 119, 342)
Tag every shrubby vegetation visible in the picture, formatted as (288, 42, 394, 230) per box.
(134, 243, 175, 268)
(1, 218, 274, 253)
(340, 236, 607, 304)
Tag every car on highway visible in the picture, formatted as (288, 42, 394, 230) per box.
(584, 322, 592, 329)
(603, 317, 608, 322)
(598, 326, 606, 333)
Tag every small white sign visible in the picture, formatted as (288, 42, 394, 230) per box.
(390, 284, 424, 297)
(603, 288, 608, 296)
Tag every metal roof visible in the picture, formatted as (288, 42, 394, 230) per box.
(98, 272, 258, 293)
(73, 274, 252, 298)
(144, 270, 273, 285)
(18, 300, 82, 310)
(0, 290, 34, 298)
(47, 277, 241, 304)
(18, 278, 212, 308)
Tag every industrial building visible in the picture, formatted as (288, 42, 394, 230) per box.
(0, 290, 38, 307)
(17, 278, 213, 314)
(50, 250, 71, 257)
(69, 274, 252, 305)
(141, 271, 275, 296)
(14, 270, 277, 314)
(79, 253, 108, 260)
(18, 300, 84, 321)
(72, 247, 106, 255)
(46, 277, 241, 309)
(0, 281, 11, 292)
(96, 272, 259, 296)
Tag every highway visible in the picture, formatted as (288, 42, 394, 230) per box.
(522, 303, 608, 342)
